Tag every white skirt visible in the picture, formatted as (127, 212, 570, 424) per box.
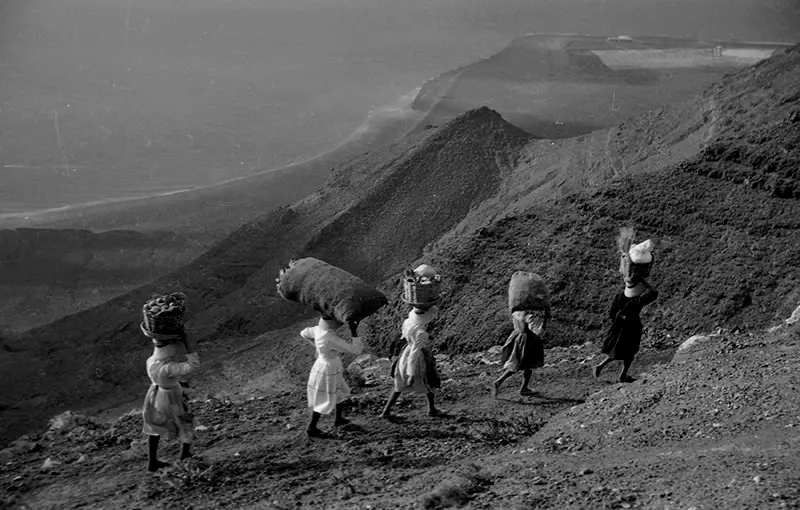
(307, 356, 350, 414)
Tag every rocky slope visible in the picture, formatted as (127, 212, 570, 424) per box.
(1, 316, 798, 509)
(1, 43, 799, 468)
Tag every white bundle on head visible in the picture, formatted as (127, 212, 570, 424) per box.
(414, 264, 437, 279)
(629, 240, 654, 264)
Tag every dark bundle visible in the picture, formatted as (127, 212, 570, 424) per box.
(508, 272, 551, 313)
(142, 292, 187, 335)
(276, 258, 387, 323)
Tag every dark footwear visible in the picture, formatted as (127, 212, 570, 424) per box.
(306, 428, 328, 438)
(147, 460, 170, 472)
(619, 375, 637, 383)
(593, 365, 602, 378)
(428, 409, 448, 418)
(334, 418, 351, 427)
(519, 388, 536, 397)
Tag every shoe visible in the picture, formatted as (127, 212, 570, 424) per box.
(306, 428, 328, 438)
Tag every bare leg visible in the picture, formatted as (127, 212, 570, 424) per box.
(520, 370, 535, 395)
(492, 370, 514, 397)
(619, 358, 635, 382)
(594, 355, 613, 378)
(380, 391, 401, 419)
(307, 411, 324, 437)
(180, 443, 192, 460)
(334, 403, 350, 426)
(427, 392, 444, 417)
(147, 435, 170, 472)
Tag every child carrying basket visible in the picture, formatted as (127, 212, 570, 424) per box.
(140, 292, 200, 472)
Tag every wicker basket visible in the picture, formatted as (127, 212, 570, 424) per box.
(142, 293, 186, 335)
(402, 275, 441, 308)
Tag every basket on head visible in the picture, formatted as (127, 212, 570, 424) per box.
(402, 265, 442, 308)
(142, 292, 186, 335)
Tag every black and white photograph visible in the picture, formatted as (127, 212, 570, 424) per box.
(0, 0, 799, 508)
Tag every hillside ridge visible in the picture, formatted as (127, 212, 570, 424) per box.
(1, 44, 799, 455)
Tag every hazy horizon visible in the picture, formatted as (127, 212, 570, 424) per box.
(1, 0, 798, 216)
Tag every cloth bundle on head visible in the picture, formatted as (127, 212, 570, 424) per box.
(414, 264, 437, 279)
(629, 240, 654, 264)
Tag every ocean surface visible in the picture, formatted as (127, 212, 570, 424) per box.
(1, 0, 798, 216)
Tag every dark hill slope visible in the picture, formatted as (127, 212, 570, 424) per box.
(363, 44, 800, 356)
(1, 109, 531, 444)
(0, 228, 207, 332)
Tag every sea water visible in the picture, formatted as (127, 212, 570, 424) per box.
(0, 0, 797, 218)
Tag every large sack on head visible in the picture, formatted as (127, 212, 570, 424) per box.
(276, 258, 388, 322)
(508, 271, 551, 313)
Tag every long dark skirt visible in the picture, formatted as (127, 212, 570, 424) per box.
(602, 316, 643, 361)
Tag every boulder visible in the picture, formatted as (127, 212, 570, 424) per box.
(672, 334, 718, 363)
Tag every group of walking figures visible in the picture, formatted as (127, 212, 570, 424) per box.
(136, 231, 658, 472)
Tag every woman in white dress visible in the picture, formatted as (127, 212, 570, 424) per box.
(380, 306, 444, 419)
(141, 324, 200, 472)
(302, 317, 363, 437)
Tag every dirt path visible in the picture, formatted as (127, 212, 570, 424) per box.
(3, 325, 799, 510)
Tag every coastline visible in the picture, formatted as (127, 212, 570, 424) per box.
(1, 34, 793, 235)
(0, 86, 431, 236)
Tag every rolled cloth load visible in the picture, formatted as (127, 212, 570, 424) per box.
(508, 271, 551, 313)
(142, 292, 187, 336)
(276, 258, 388, 323)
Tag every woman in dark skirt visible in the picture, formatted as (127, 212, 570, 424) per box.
(492, 310, 549, 397)
(594, 273, 658, 383)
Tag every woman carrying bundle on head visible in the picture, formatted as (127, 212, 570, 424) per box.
(380, 264, 446, 419)
(140, 292, 199, 472)
(594, 230, 659, 383)
(276, 257, 388, 437)
(302, 317, 363, 437)
(493, 271, 551, 398)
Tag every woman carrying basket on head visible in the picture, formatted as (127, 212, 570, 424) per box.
(140, 292, 199, 472)
(380, 264, 446, 419)
(594, 235, 659, 383)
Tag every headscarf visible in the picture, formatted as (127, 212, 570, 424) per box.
(140, 322, 182, 348)
(318, 317, 343, 331)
